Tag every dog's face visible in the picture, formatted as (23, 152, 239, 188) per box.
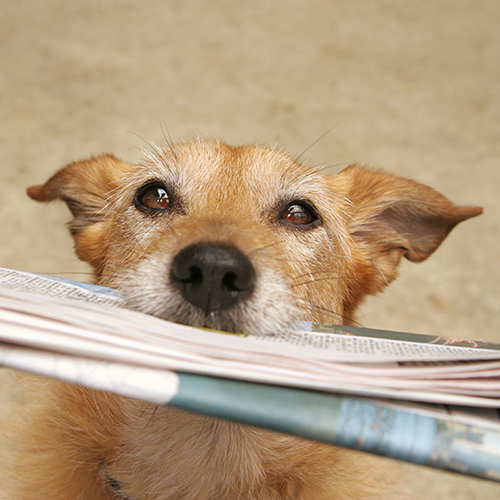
(24, 141, 482, 500)
(28, 141, 481, 335)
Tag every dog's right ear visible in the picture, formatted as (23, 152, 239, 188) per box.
(27, 155, 132, 271)
(27, 154, 131, 218)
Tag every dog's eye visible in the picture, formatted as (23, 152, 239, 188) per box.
(135, 182, 172, 213)
(280, 201, 320, 228)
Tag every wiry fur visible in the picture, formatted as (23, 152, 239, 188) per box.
(7, 140, 481, 499)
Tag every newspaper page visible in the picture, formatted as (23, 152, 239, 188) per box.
(1, 267, 500, 410)
(0, 267, 122, 305)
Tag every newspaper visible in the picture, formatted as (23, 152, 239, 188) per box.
(1, 266, 500, 409)
(2, 266, 500, 481)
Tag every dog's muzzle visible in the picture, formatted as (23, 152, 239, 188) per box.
(170, 243, 255, 314)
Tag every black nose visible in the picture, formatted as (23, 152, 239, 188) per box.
(170, 243, 255, 314)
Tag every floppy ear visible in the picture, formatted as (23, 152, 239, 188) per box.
(27, 155, 132, 272)
(334, 165, 482, 286)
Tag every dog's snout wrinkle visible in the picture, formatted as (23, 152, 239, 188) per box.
(171, 243, 255, 314)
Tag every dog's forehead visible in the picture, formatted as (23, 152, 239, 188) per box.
(143, 142, 322, 202)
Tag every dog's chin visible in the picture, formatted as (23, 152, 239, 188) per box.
(123, 292, 298, 337)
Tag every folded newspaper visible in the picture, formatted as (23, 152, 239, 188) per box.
(1, 266, 500, 481)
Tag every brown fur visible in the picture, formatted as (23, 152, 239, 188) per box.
(8, 141, 480, 499)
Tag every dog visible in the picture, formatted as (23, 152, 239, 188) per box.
(7, 140, 481, 499)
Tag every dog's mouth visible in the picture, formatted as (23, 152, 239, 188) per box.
(119, 242, 298, 337)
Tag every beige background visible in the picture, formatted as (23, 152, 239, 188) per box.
(0, 0, 499, 498)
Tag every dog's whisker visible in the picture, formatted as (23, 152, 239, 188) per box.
(247, 242, 280, 257)
(311, 162, 350, 174)
(35, 271, 97, 277)
(290, 276, 345, 289)
(294, 122, 340, 163)
(299, 302, 363, 327)
(131, 402, 159, 430)
(291, 269, 346, 281)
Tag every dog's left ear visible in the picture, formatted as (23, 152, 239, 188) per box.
(27, 155, 132, 271)
(333, 165, 482, 287)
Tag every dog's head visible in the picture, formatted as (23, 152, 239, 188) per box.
(28, 141, 481, 334)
